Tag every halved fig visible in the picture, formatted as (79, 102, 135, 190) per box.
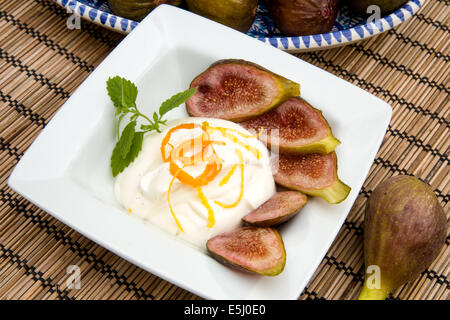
(242, 97, 340, 154)
(242, 191, 307, 227)
(206, 227, 286, 276)
(274, 152, 351, 204)
(186, 59, 300, 122)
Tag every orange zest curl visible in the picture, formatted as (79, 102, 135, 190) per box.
(161, 122, 258, 232)
(161, 123, 205, 162)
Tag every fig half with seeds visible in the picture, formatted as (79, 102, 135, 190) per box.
(207, 227, 286, 276)
(186, 59, 300, 122)
(242, 97, 340, 154)
(243, 191, 307, 227)
(274, 152, 351, 204)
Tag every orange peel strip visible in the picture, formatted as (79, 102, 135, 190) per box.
(219, 164, 238, 187)
(167, 165, 186, 233)
(196, 187, 215, 228)
(214, 149, 244, 209)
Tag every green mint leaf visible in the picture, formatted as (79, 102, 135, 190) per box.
(111, 142, 125, 177)
(107, 76, 138, 112)
(107, 78, 198, 177)
(159, 87, 197, 117)
(127, 131, 144, 165)
(111, 131, 144, 177)
(117, 121, 136, 159)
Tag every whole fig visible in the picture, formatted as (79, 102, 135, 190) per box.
(108, 0, 182, 21)
(186, 0, 259, 32)
(359, 175, 447, 300)
(266, 0, 339, 36)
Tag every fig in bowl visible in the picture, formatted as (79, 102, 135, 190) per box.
(108, 0, 182, 21)
(266, 0, 339, 36)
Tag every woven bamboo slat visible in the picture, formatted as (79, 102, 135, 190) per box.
(0, 0, 448, 300)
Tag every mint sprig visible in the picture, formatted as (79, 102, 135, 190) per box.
(107, 76, 197, 177)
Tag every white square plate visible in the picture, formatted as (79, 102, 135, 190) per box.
(8, 5, 391, 300)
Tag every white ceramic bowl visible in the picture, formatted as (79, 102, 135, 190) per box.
(54, 0, 425, 52)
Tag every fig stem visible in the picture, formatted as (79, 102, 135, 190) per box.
(358, 284, 391, 300)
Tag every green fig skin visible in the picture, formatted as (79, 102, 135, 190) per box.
(359, 175, 447, 300)
(186, 0, 259, 32)
(108, 0, 182, 21)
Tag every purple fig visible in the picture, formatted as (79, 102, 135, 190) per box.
(206, 227, 286, 276)
(186, 59, 300, 122)
(359, 175, 447, 300)
(243, 191, 307, 227)
(266, 0, 339, 36)
(242, 97, 340, 154)
(273, 152, 351, 204)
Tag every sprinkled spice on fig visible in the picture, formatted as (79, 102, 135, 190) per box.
(206, 227, 286, 276)
(243, 191, 307, 227)
(186, 59, 300, 122)
(273, 152, 351, 204)
(242, 97, 340, 154)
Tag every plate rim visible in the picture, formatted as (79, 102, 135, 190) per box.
(54, 0, 425, 52)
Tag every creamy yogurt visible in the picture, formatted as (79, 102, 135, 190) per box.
(115, 117, 275, 248)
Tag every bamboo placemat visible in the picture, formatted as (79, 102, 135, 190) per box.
(0, 0, 448, 300)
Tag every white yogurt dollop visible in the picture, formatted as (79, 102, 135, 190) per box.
(115, 117, 275, 248)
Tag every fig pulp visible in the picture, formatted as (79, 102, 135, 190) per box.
(359, 175, 446, 300)
(186, 0, 259, 32)
(186, 59, 300, 122)
(108, 0, 182, 21)
(242, 97, 340, 154)
(273, 152, 351, 204)
(207, 227, 286, 276)
(243, 191, 307, 227)
(266, 0, 339, 36)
